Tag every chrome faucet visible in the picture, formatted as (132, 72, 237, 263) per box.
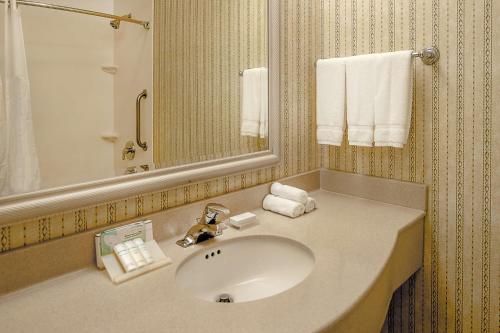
(176, 203, 231, 248)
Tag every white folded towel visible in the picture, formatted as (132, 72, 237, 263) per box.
(241, 67, 268, 138)
(270, 182, 308, 205)
(345, 54, 377, 147)
(374, 50, 414, 148)
(316, 58, 346, 146)
(305, 197, 316, 213)
(263, 194, 305, 218)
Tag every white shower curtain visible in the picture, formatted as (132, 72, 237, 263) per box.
(0, 0, 40, 195)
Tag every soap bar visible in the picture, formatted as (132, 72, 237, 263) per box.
(229, 212, 258, 229)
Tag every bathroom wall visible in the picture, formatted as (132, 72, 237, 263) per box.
(0, 0, 116, 189)
(319, 1, 499, 332)
(153, 0, 268, 168)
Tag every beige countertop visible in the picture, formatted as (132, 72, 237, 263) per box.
(0, 189, 424, 333)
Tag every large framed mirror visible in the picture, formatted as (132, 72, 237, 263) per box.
(0, 0, 279, 224)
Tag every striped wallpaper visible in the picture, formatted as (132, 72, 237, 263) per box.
(0, 2, 497, 333)
(153, 0, 268, 168)
(319, 1, 498, 332)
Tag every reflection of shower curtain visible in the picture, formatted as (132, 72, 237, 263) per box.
(0, 0, 40, 195)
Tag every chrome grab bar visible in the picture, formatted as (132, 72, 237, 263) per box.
(136, 89, 148, 151)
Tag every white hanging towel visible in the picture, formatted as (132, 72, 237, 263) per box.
(241, 67, 268, 139)
(1, 0, 41, 195)
(258, 67, 268, 138)
(316, 58, 346, 146)
(374, 50, 414, 148)
(345, 53, 377, 147)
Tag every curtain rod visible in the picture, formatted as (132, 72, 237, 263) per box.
(0, 0, 150, 30)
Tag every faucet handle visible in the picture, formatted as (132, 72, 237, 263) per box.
(205, 203, 230, 215)
(176, 204, 230, 248)
(201, 203, 230, 225)
(122, 141, 136, 160)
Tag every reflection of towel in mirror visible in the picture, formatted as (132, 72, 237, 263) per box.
(241, 67, 268, 138)
(1, 0, 41, 196)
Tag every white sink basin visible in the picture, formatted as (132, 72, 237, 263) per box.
(175, 235, 315, 303)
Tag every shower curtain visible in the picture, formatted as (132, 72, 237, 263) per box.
(0, 0, 40, 195)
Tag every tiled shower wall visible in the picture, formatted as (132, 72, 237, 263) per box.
(319, 1, 498, 332)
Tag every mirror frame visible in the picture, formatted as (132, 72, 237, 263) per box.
(0, 0, 280, 225)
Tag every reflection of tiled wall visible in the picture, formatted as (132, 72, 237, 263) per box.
(319, 1, 498, 332)
(153, 0, 268, 168)
(0, 0, 321, 252)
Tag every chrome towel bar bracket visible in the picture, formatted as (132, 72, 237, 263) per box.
(410, 46, 440, 65)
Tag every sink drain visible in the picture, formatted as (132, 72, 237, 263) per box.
(216, 293, 234, 303)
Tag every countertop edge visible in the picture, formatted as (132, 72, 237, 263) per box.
(317, 213, 424, 333)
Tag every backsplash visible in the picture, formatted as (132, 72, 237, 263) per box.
(319, 1, 498, 333)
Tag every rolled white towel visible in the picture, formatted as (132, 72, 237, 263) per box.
(270, 182, 308, 205)
(305, 197, 316, 213)
(263, 194, 305, 218)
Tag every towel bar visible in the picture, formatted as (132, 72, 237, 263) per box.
(315, 46, 440, 66)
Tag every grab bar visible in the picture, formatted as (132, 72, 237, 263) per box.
(136, 89, 148, 151)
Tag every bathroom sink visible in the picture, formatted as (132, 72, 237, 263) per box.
(175, 235, 315, 303)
